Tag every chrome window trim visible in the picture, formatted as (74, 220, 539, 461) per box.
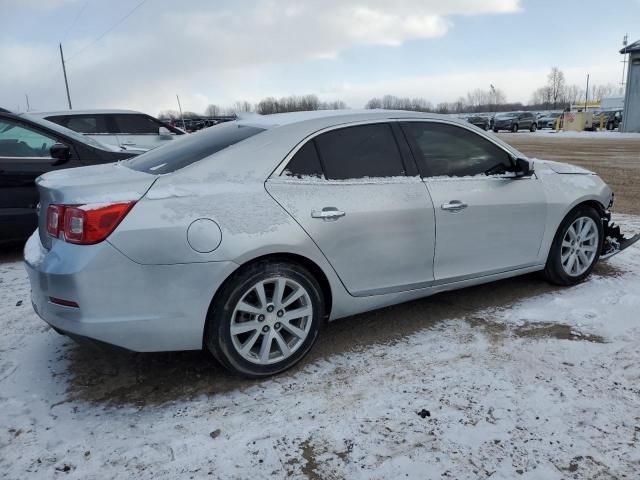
(270, 117, 523, 180)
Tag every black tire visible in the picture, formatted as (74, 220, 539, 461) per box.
(493, 128, 499, 133)
(530, 123, 537, 132)
(606, 122, 613, 131)
(205, 260, 324, 378)
(543, 206, 603, 286)
(511, 123, 519, 133)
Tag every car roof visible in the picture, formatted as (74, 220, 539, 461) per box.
(236, 109, 458, 130)
(28, 109, 144, 117)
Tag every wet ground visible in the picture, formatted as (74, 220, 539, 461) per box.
(497, 133, 640, 215)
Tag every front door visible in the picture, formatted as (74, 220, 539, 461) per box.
(401, 121, 547, 282)
(112, 114, 173, 150)
(267, 122, 436, 296)
(0, 118, 79, 242)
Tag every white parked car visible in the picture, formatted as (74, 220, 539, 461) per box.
(27, 109, 185, 151)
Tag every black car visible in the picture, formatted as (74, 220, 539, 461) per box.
(0, 111, 140, 244)
(467, 115, 490, 130)
(493, 111, 537, 132)
(593, 110, 623, 130)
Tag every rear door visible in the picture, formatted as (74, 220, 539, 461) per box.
(0, 118, 81, 241)
(401, 121, 547, 282)
(266, 122, 436, 296)
(45, 114, 120, 148)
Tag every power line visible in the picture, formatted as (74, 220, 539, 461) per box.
(61, 0, 89, 43)
(66, 0, 147, 62)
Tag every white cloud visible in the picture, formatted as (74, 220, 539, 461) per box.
(1, 0, 525, 113)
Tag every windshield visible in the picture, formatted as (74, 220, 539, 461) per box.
(20, 113, 111, 150)
(125, 121, 265, 174)
(495, 113, 517, 119)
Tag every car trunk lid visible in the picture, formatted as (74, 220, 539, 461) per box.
(36, 162, 156, 248)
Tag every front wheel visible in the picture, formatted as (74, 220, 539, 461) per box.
(511, 123, 519, 133)
(205, 261, 324, 378)
(543, 206, 603, 286)
(530, 123, 537, 132)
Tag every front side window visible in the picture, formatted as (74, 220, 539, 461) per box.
(402, 122, 512, 178)
(314, 123, 405, 180)
(113, 114, 164, 134)
(0, 119, 58, 157)
(125, 122, 264, 174)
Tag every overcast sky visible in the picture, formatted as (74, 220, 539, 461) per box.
(1, 0, 638, 115)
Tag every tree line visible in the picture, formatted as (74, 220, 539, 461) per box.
(158, 68, 620, 119)
(159, 94, 347, 120)
(530, 67, 617, 110)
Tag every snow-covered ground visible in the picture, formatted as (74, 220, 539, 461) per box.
(2, 215, 640, 479)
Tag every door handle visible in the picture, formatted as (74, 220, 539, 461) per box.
(441, 200, 468, 212)
(311, 207, 346, 220)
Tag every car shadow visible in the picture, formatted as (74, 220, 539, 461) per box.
(60, 262, 623, 408)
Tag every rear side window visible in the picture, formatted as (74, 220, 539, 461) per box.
(46, 114, 110, 134)
(402, 122, 512, 178)
(282, 141, 324, 178)
(125, 122, 264, 174)
(314, 124, 405, 180)
(113, 114, 162, 134)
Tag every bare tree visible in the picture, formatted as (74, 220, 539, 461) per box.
(204, 104, 221, 116)
(158, 109, 180, 120)
(365, 95, 433, 112)
(564, 84, 582, 105)
(590, 83, 616, 101)
(547, 67, 566, 109)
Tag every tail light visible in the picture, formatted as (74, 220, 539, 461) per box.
(46, 205, 64, 237)
(46, 202, 135, 245)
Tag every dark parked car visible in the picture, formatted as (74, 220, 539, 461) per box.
(467, 114, 490, 130)
(0, 111, 139, 244)
(537, 112, 563, 129)
(493, 111, 537, 132)
(593, 110, 623, 130)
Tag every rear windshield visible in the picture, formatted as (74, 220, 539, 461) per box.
(125, 122, 264, 174)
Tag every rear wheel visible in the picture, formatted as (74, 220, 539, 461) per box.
(205, 260, 324, 378)
(543, 206, 602, 286)
(530, 123, 537, 132)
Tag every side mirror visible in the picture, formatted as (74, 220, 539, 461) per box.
(49, 143, 71, 165)
(158, 126, 172, 138)
(514, 157, 534, 178)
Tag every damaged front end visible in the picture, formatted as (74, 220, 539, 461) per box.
(600, 211, 640, 260)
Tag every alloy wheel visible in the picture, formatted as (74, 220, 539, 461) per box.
(560, 217, 599, 276)
(230, 277, 313, 365)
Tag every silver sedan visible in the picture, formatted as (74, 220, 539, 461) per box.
(25, 110, 639, 377)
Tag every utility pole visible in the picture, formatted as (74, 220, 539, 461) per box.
(59, 43, 73, 110)
(584, 74, 590, 111)
(620, 34, 629, 95)
(176, 94, 186, 130)
(25, 94, 30, 111)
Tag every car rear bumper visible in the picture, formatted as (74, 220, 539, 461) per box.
(25, 236, 238, 352)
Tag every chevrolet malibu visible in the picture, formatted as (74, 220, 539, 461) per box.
(24, 110, 639, 377)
